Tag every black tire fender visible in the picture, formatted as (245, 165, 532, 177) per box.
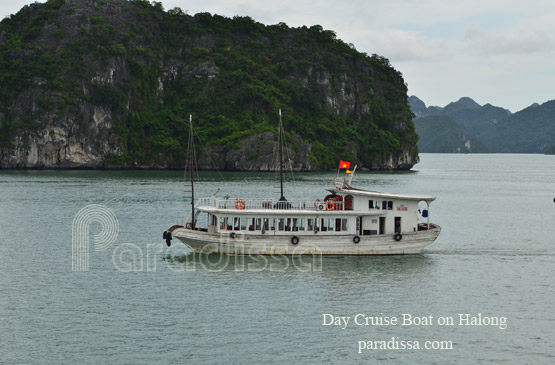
(291, 236, 299, 245)
(394, 233, 402, 241)
(353, 236, 360, 244)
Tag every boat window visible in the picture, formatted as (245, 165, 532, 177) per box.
(219, 217, 228, 230)
(240, 218, 246, 231)
(388, 201, 393, 210)
(298, 218, 305, 231)
(249, 218, 255, 231)
(376, 201, 380, 209)
(278, 218, 285, 231)
(233, 217, 240, 231)
(255, 218, 261, 231)
(321, 218, 334, 232)
(263, 218, 269, 230)
(270, 218, 276, 231)
(307, 218, 314, 231)
(335, 218, 348, 231)
(369, 200, 374, 209)
(382, 201, 387, 210)
(285, 218, 292, 231)
(292, 218, 298, 231)
(335, 218, 342, 231)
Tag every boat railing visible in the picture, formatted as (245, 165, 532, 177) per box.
(196, 197, 329, 211)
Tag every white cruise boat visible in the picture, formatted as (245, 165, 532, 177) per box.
(163, 114, 441, 255)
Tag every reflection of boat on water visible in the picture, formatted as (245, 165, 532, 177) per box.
(163, 250, 436, 277)
(163, 112, 440, 255)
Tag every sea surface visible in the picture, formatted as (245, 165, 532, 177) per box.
(1, 154, 555, 364)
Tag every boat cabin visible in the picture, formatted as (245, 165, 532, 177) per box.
(193, 186, 435, 238)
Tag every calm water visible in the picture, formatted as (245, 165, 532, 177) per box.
(1, 154, 555, 363)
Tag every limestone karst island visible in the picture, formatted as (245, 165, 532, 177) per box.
(0, 0, 419, 170)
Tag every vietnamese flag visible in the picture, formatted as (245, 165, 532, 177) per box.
(339, 160, 351, 169)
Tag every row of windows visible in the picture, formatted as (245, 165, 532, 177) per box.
(368, 200, 394, 210)
(219, 217, 348, 233)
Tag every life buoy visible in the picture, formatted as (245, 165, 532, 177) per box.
(330, 195, 352, 210)
(324, 194, 337, 202)
(394, 233, 402, 241)
(325, 200, 335, 211)
(291, 236, 299, 245)
(235, 199, 246, 210)
(353, 236, 360, 244)
(344, 196, 352, 210)
(230, 232, 236, 239)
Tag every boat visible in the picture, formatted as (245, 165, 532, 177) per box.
(163, 112, 441, 255)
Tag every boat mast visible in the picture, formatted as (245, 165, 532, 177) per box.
(184, 114, 196, 229)
(278, 109, 286, 201)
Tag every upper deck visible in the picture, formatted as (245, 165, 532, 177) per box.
(196, 196, 365, 215)
(195, 188, 433, 216)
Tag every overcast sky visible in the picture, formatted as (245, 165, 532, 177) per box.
(3, 0, 555, 112)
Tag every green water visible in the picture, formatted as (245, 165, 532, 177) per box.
(1, 154, 555, 363)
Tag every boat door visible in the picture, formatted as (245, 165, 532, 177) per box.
(379, 217, 386, 235)
(394, 217, 401, 233)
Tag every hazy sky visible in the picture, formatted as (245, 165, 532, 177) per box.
(2, 0, 555, 112)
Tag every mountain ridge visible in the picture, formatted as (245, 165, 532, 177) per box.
(410, 95, 554, 153)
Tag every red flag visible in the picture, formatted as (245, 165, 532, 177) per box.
(339, 160, 351, 169)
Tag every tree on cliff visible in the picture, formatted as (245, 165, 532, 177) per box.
(0, 0, 418, 170)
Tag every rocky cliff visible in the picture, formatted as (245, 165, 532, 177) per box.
(0, 0, 419, 170)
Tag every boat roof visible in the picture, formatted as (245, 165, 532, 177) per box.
(328, 187, 436, 202)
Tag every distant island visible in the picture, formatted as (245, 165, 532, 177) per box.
(0, 0, 418, 170)
(410, 96, 555, 154)
(545, 145, 555, 155)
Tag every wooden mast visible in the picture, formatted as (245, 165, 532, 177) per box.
(278, 109, 286, 201)
(184, 115, 196, 229)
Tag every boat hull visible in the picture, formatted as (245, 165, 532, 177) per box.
(171, 226, 441, 256)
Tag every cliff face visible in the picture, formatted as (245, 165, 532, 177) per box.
(0, 0, 419, 170)
(1, 103, 121, 168)
(197, 131, 315, 171)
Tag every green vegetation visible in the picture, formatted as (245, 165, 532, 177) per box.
(414, 115, 489, 153)
(479, 100, 555, 153)
(0, 0, 417, 169)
